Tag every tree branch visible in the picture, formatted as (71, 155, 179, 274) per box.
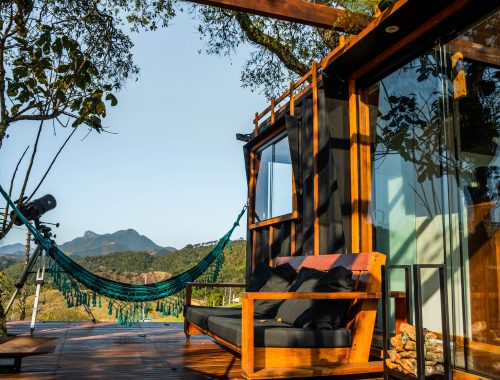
(234, 13, 309, 77)
(28, 125, 78, 201)
(1, 144, 29, 233)
(9, 110, 63, 123)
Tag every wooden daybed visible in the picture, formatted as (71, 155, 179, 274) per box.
(184, 252, 407, 379)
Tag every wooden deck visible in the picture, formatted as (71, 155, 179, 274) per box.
(3, 321, 243, 379)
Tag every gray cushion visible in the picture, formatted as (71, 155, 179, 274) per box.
(207, 316, 351, 348)
(275, 266, 354, 329)
(248, 262, 273, 291)
(254, 263, 297, 317)
(184, 306, 242, 330)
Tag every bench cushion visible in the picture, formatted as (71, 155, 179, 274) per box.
(254, 263, 297, 317)
(275, 266, 354, 329)
(184, 306, 243, 331)
(207, 316, 352, 348)
(248, 262, 273, 292)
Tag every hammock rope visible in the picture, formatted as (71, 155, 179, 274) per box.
(1, 185, 246, 324)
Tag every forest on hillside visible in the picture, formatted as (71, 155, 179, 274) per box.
(0, 239, 247, 322)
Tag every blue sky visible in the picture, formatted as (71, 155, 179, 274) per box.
(0, 12, 268, 249)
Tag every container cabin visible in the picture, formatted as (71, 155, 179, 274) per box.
(240, 0, 499, 378)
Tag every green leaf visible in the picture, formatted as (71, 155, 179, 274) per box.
(87, 65, 99, 76)
(52, 38, 63, 56)
(43, 42, 51, 55)
(96, 101, 106, 115)
(13, 66, 29, 78)
(11, 104, 22, 116)
(56, 64, 69, 73)
(105, 93, 118, 106)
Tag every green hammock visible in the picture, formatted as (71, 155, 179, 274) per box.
(1, 184, 246, 323)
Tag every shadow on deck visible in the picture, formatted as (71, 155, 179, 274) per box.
(4, 321, 241, 379)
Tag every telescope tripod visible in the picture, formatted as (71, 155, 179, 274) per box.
(5, 223, 96, 334)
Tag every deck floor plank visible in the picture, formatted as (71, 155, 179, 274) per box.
(4, 321, 242, 379)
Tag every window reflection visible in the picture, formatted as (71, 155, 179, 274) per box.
(368, 10, 499, 378)
(448, 11, 499, 376)
(254, 135, 293, 222)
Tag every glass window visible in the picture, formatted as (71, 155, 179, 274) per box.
(446, 11, 499, 376)
(254, 135, 293, 222)
(367, 9, 499, 378)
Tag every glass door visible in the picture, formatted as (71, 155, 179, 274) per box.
(444, 10, 500, 376)
(367, 9, 499, 378)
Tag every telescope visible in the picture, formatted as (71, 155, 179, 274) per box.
(10, 194, 57, 225)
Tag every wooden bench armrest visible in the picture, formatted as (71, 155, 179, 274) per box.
(185, 283, 246, 306)
(242, 291, 405, 300)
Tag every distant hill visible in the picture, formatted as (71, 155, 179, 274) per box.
(58, 229, 176, 257)
(0, 254, 21, 270)
(75, 239, 246, 284)
(0, 243, 26, 256)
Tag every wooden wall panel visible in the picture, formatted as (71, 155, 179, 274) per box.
(300, 99, 315, 256)
(253, 229, 265, 265)
(278, 222, 291, 258)
(324, 75, 352, 255)
(318, 84, 331, 254)
(318, 81, 351, 255)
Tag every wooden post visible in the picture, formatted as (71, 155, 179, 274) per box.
(349, 79, 360, 253)
(249, 151, 257, 273)
(268, 226, 274, 266)
(312, 61, 320, 255)
(358, 90, 372, 252)
(254, 112, 259, 136)
(349, 253, 386, 362)
(270, 97, 276, 124)
(241, 295, 255, 376)
(289, 80, 296, 256)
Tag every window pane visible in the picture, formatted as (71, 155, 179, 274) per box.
(447, 10, 500, 376)
(272, 137, 293, 217)
(255, 145, 273, 222)
(254, 135, 293, 222)
(368, 50, 447, 337)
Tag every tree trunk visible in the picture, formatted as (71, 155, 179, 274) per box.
(0, 300, 6, 336)
(19, 231, 32, 320)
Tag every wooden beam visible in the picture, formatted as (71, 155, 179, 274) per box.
(184, 0, 371, 32)
(290, 80, 297, 257)
(312, 60, 320, 255)
(349, 79, 360, 253)
(358, 89, 372, 252)
(449, 39, 500, 68)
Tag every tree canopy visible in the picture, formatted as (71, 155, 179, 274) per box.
(191, 0, 378, 98)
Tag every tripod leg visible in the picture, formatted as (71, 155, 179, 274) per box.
(5, 246, 42, 315)
(82, 303, 96, 324)
(68, 278, 96, 323)
(30, 249, 46, 335)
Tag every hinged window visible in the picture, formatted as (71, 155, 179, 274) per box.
(254, 133, 293, 222)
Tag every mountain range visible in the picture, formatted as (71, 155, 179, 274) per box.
(0, 243, 26, 256)
(1, 229, 176, 258)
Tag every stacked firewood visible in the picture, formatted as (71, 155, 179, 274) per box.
(386, 323, 445, 376)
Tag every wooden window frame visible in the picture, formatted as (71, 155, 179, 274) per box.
(249, 126, 299, 229)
